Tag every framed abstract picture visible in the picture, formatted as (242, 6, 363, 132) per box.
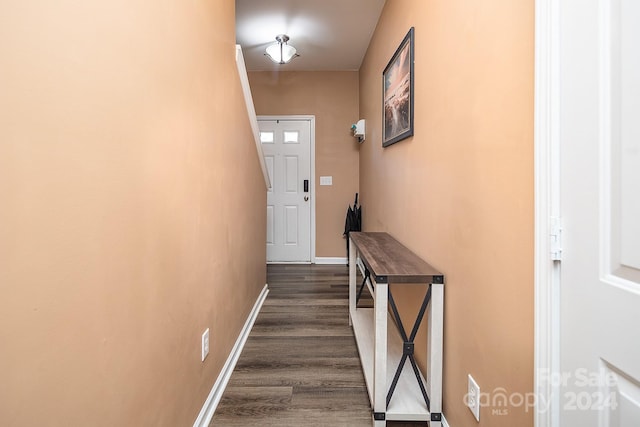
(382, 27, 414, 147)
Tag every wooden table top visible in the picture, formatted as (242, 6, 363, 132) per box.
(349, 232, 444, 284)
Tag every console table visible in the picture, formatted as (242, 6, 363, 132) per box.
(348, 232, 444, 426)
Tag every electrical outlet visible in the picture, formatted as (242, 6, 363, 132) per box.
(201, 329, 210, 362)
(467, 374, 480, 421)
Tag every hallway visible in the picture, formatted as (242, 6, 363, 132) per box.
(211, 264, 424, 426)
(0, 1, 538, 425)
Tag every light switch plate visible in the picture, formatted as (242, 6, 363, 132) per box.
(320, 176, 333, 186)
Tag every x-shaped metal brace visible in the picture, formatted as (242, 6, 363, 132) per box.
(386, 284, 432, 410)
(355, 267, 371, 307)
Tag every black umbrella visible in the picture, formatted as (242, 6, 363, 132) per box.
(343, 193, 361, 264)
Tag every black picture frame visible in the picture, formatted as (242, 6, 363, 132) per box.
(382, 27, 414, 147)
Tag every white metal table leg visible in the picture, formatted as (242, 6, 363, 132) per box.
(427, 282, 444, 426)
(348, 237, 357, 326)
(373, 280, 388, 426)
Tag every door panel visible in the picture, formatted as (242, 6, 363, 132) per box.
(285, 156, 298, 193)
(601, 362, 640, 427)
(559, 0, 640, 425)
(265, 155, 275, 194)
(260, 119, 311, 262)
(266, 205, 274, 245)
(604, 0, 640, 284)
(285, 205, 298, 244)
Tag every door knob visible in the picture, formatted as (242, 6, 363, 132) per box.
(304, 196, 309, 202)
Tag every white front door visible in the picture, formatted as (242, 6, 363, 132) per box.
(259, 118, 312, 262)
(557, 0, 640, 424)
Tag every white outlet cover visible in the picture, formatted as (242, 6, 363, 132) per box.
(319, 176, 332, 186)
(201, 328, 210, 362)
(467, 374, 480, 421)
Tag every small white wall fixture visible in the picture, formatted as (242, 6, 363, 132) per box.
(352, 119, 365, 143)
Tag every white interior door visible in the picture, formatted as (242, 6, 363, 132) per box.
(260, 118, 311, 262)
(558, 0, 640, 425)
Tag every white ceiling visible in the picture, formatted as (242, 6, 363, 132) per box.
(236, 0, 386, 71)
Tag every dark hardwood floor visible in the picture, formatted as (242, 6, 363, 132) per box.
(210, 264, 426, 427)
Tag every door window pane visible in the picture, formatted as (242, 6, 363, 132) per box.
(283, 131, 299, 144)
(260, 131, 274, 144)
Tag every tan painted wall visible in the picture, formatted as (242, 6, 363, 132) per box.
(359, 1, 534, 426)
(0, 1, 266, 425)
(248, 71, 360, 258)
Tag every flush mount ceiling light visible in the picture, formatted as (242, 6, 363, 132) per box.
(264, 34, 299, 64)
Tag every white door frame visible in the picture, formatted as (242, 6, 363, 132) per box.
(534, 0, 561, 426)
(258, 115, 316, 263)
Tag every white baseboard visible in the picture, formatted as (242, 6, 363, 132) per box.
(314, 257, 348, 265)
(442, 414, 450, 427)
(192, 284, 269, 427)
